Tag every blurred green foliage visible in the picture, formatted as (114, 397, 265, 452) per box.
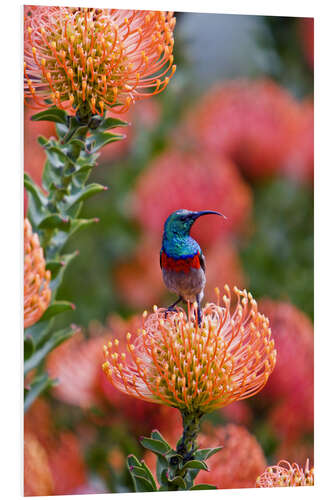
(240, 178, 314, 320)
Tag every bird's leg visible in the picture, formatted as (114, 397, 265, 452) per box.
(196, 294, 202, 327)
(165, 296, 183, 318)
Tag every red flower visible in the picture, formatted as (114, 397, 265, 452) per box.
(283, 100, 314, 184)
(24, 7, 176, 115)
(258, 300, 314, 440)
(196, 423, 267, 489)
(134, 149, 252, 246)
(182, 79, 301, 180)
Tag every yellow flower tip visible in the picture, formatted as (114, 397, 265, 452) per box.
(142, 310, 148, 318)
(102, 361, 110, 372)
(114, 339, 119, 347)
(153, 305, 158, 313)
(126, 332, 131, 341)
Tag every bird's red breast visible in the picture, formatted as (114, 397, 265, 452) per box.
(161, 251, 201, 273)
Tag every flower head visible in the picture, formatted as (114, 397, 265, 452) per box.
(258, 300, 313, 439)
(134, 150, 252, 246)
(196, 423, 267, 489)
(102, 286, 276, 414)
(181, 79, 301, 179)
(24, 7, 176, 115)
(24, 218, 51, 328)
(256, 459, 314, 487)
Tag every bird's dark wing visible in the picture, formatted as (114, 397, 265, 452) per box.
(199, 252, 206, 272)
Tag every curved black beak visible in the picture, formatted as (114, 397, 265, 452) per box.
(192, 210, 227, 220)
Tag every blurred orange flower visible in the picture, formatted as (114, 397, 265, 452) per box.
(256, 459, 314, 487)
(47, 315, 179, 435)
(102, 286, 276, 413)
(24, 218, 51, 328)
(25, 399, 88, 495)
(134, 149, 252, 246)
(181, 79, 302, 180)
(24, 431, 54, 496)
(24, 7, 176, 115)
(196, 424, 267, 489)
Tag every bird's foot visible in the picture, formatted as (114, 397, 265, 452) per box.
(164, 306, 177, 319)
(164, 296, 183, 319)
(196, 294, 202, 327)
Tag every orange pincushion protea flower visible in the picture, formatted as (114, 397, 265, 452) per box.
(24, 7, 176, 115)
(102, 286, 276, 414)
(256, 459, 314, 487)
(24, 218, 51, 328)
(196, 424, 267, 489)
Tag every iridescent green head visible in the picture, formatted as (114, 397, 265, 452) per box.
(163, 209, 226, 238)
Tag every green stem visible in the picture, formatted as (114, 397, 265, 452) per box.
(176, 409, 204, 461)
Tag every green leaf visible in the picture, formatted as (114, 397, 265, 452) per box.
(24, 373, 56, 413)
(24, 173, 48, 228)
(140, 460, 157, 490)
(68, 218, 98, 238)
(98, 117, 128, 131)
(190, 484, 217, 490)
(38, 214, 70, 231)
(64, 183, 106, 208)
(39, 300, 75, 321)
(194, 447, 223, 461)
(151, 429, 172, 447)
(24, 326, 76, 376)
(127, 455, 142, 468)
(127, 455, 157, 492)
(49, 251, 77, 295)
(181, 460, 209, 472)
(24, 319, 54, 348)
(88, 131, 125, 153)
(131, 475, 156, 492)
(156, 454, 169, 486)
(24, 336, 34, 360)
(31, 107, 67, 124)
(140, 437, 170, 455)
(167, 475, 186, 490)
(55, 122, 69, 138)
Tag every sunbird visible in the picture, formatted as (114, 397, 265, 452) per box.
(160, 209, 226, 325)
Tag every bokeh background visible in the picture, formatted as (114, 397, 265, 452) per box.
(24, 12, 314, 495)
